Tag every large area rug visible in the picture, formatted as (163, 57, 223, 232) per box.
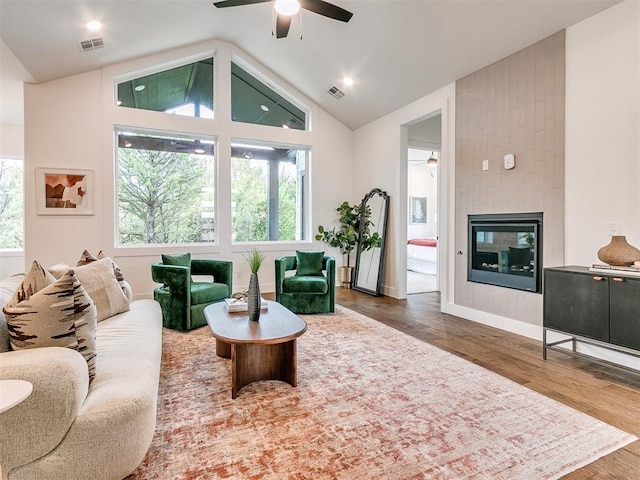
(128, 306, 636, 479)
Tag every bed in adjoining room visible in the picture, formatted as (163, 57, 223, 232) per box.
(407, 238, 437, 275)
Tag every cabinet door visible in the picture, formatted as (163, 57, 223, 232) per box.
(544, 270, 609, 341)
(609, 276, 640, 350)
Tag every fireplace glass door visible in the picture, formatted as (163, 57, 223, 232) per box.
(468, 213, 542, 293)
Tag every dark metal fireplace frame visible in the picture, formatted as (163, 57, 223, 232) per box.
(468, 212, 543, 293)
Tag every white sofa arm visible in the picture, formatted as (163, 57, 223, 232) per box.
(0, 347, 89, 472)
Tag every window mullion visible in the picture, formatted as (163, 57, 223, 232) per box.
(268, 160, 279, 241)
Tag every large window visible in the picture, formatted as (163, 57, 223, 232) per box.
(0, 158, 23, 249)
(231, 142, 306, 242)
(116, 129, 216, 245)
(112, 48, 312, 248)
(231, 62, 306, 130)
(117, 58, 214, 118)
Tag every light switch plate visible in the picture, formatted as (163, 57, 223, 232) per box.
(482, 160, 489, 171)
(504, 153, 515, 170)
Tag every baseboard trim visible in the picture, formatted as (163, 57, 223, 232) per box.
(442, 302, 640, 370)
(442, 303, 541, 340)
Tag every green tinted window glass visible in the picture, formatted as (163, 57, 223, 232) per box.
(231, 62, 306, 130)
(117, 58, 213, 118)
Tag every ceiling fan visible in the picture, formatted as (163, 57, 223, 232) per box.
(213, 0, 353, 39)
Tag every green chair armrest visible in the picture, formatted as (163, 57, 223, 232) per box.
(322, 256, 335, 287)
(151, 262, 190, 289)
(191, 259, 233, 292)
(151, 263, 191, 314)
(275, 256, 297, 297)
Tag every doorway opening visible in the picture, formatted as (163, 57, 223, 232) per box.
(406, 113, 441, 295)
(407, 148, 439, 294)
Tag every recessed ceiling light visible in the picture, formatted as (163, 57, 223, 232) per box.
(86, 20, 102, 31)
(343, 77, 354, 87)
(260, 104, 269, 112)
(134, 85, 145, 92)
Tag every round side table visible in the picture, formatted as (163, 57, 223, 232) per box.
(0, 379, 33, 480)
(0, 380, 32, 413)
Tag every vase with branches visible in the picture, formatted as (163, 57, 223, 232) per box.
(243, 248, 266, 321)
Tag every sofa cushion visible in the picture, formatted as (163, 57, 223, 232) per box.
(296, 251, 324, 276)
(4, 270, 98, 379)
(191, 282, 229, 305)
(49, 257, 130, 322)
(77, 250, 132, 301)
(283, 275, 328, 294)
(9, 261, 56, 304)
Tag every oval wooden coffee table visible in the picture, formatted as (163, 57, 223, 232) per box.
(204, 300, 307, 399)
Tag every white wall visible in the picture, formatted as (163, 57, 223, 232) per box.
(23, 40, 352, 297)
(353, 85, 455, 300)
(351, 1, 637, 344)
(565, 0, 640, 265)
(562, 0, 640, 368)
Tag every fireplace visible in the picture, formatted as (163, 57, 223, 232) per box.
(468, 213, 543, 293)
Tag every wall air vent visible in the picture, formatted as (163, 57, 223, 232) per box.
(328, 86, 346, 100)
(79, 37, 104, 52)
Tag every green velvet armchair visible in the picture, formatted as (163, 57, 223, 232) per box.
(275, 253, 335, 314)
(151, 254, 232, 331)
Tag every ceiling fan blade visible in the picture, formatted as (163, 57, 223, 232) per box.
(300, 0, 353, 22)
(275, 14, 292, 38)
(213, 0, 271, 8)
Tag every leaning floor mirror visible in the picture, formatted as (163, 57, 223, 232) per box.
(353, 188, 390, 296)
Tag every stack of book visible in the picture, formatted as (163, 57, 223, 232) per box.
(223, 297, 268, 313)
(589, 263, 640, 277)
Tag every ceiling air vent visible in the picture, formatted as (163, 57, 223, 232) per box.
(328, 86, 346, 100)
(79, 37, 104, 52)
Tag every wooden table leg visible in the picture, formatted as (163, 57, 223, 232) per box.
(231, 339, 298, 399)
(216, 339, 231, 359)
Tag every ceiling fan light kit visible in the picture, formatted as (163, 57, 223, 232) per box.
(213, 0, 353, 39)
(274, 0, 300, 16)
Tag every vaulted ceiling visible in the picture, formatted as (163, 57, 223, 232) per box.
(0, 0, 620, 130)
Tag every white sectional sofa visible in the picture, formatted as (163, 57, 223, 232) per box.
(0, 273, 163, 480)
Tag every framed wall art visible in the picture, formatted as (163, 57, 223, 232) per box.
(410, 196, 427, 224)
(36, 168, 94, 215)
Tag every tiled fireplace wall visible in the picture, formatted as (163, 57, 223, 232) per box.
(454, 32, 565, 326)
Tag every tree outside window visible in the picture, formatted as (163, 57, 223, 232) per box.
(0, 158, 24, 249)
(116, 130, 215, 245)
(231, 144, 306, 243)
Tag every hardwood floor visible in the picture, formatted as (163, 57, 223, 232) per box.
(334, 287, 640, 479)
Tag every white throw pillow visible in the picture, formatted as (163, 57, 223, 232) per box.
(76, 250, 133, 302)
(49, 257, 130, 322)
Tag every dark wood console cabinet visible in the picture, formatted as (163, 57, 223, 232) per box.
(543, 266, 640, 367)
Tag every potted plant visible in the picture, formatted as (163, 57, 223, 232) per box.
(315, 201, 382, 288)
(243, 248, 266, 321)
